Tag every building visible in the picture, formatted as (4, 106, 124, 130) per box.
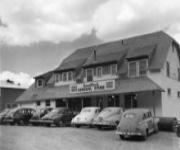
(0, 80, 26, 111)
(15, 31, 180, 119)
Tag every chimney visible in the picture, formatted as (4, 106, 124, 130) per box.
(93, 49, 96, 61)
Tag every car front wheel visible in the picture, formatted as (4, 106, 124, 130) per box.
(119, 135, 125, 140)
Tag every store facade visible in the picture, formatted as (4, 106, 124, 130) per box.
(16, 31, 180, 119)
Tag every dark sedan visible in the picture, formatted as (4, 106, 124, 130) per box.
(29, 107, 53, 125)
(3, 107, 36, 125)
(40, 107, 75, 127)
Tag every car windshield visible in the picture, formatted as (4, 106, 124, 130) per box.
(48, 108, 65, 115)
(101, 108, 112, 113)
(124, 113, 136, 119)
(81, 108, 91, 113)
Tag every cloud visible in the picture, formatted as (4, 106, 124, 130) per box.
(0, 71, 34, 88)
(0, 0, 180, 45)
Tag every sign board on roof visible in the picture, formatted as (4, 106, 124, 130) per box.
(69, 80, 115, 94)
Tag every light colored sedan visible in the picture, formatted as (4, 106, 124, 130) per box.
(116, 108, 159, 140)
(93, 107, 123, 129)
(71, 107, 100, 128)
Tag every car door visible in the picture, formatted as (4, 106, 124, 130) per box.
(146, 112, 154, 132)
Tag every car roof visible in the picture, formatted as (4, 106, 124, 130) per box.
(124, 108, 150, 115)
(103, 107, 122, 110)
(82, 107, 100, 109)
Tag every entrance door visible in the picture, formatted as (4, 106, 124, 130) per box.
(124, 94, 137, 109)
(55, 99, 66, 107)
(87, 69, 93, 82)
(83, 97, 91, 107)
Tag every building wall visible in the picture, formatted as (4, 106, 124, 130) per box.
(148, 44, 180, 119)
(0, 88, 25, 111)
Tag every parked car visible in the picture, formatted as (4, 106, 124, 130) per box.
(116, 108, 158, 140)
(3, 107, 36, 125)
(71, 107, 100, 128)
(29, 107, 53, 126)
(40, 107, 74, 127)
(93, 107, 123, 129)
(0, 109, 11, 124)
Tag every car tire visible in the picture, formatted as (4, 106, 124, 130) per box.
(75, 125, 80, 128)
(120, 135, 125, 140)
(142, 129, 148, 141)
(97, 126, 102, 130)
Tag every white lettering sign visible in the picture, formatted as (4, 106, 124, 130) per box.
(69, 80, 115, 94)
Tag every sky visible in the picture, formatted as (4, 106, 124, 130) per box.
(0, 0, 180, 88)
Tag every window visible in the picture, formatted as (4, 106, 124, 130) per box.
(37, 79, 43, 87)
(111, 64, 117, 75)
(93, 68, 96, 76)
(167, 88, 171, 96)
(139, 59, 148, 75)
(87, 69, 93, 82)
(97, 67, 102, 77)
(68, 72, 73, 81)
(177, 91, 180, 98)
(129, 62, 137, 77)
(62, 72, 67, 81)
(102, 65, 110, 75)
(45, 100, 50, 107)
(166, 61, 170, 77)
(178, 68, 180, 81)
(59, 73, 62, 81)
(36, 101, 41, 106)
(55, 74, 59, 82)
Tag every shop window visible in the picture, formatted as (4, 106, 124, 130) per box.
(167, 88, 171, 96)
(68, 72, 73, 81)
(129, 61, 137, 77)
(177, 91, 180, 98)
(36, 101, 41, 106)
(45, 100, 51, 107)
(139, 59, 148, 75)
(55, 99, 66, 107)
(62, 72, 67, 81)
(102, 65, 110, 75)
(166, 61, 170, 77)
(97, 67, 102, 77)
(111, 64, 117, 75)
(37, 79, 43, 87)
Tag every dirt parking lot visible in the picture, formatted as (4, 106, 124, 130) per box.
(0, 125, 179, 150)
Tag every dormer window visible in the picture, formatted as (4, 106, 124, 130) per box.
(102, 65, 110, 75)
(68, 71, 73, 81)
(128, 59, 148, 77)
(111, 64, 117, 75)
(37, 79, 44, 87)
(62, 72, 67, 81)
(139, 59, 148, 75)
(97, 67, 102, 77)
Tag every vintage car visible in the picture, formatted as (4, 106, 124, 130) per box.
(0, 109, 11, 124)
(3, 107, 36, 125)
(29, 107, 53, 125)
(116, 108, 158, 140)
(93, 107, 123, 129)
(40, 107, 74, 127)
(71, 107, 100, 128)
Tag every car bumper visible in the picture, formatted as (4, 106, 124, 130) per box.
(93, 121, 116, 127)
(116, 131, 143, 136)
(3, 118, 14, 123)
(39, 120, 54, 124)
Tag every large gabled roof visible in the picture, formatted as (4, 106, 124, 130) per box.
(55, 31, 179, 71)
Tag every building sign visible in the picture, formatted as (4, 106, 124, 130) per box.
(70, 80, 115, 94)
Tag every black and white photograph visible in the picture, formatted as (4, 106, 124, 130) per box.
(0, 0, 180, 150)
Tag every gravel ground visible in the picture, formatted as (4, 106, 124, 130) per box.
(0, 125, 179, 150)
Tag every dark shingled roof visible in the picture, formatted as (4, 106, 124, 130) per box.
(55, 31, 179, 72)
(55, 48, 94, 71)
(34, 71, 53, 82)
(16, 77, 164, 103)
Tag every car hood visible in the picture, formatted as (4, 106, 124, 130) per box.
(74, 113, 95, 120)
(42, 114, 63, 120)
